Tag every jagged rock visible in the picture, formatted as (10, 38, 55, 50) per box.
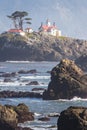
(0, 103, 34, 130)
(6, 103, 34, 123)
(0, 104, 18, 130)
(43, 59, 87, 100)
(58, 106, 87, 130)
(75, 54, 87, 71)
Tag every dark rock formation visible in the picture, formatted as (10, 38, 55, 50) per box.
(27, 81, 39, 85)
(0, 72, 18, 77)
(0, 103, 34, 130)
(5, 103, 34, 123)
(0, 33, 87, 61)
(32, 88, 45, 91)
(38, 116, 50, 121)
(18, 69, 37, 74)
(0, 104, 17, 130)
(43, 59, 87, 100)
(0, 91, 42, 98)
(75, 54, 87, 71)
(58, 106, 87, 130)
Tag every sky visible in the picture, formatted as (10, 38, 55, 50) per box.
(0, 0, 87, 40)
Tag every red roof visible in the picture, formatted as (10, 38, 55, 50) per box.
(8, 29, 23, 33)
(41, 25, 57, 31)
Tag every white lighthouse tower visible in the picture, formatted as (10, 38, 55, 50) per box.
(46, 19, 51, 27)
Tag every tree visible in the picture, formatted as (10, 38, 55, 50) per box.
(7, 11, 32, 30)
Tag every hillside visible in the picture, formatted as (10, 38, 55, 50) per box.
(75, 54, 87, 71)
(0, 32, 87, 61)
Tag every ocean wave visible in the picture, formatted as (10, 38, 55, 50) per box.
(6, 61, 34, 63)
(18, 122, 57, 130)
(21, 75, 50, 79)
(58, 96, 87, 102)
(6, 60, 58, 64)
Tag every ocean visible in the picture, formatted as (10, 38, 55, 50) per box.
(0, 61, 87, 130)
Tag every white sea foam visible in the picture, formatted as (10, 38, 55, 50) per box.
(58, 96, 87, 102)
(6, 61, 32, 63)
(18, 122, 57, 130)
(0, 81, 26, 87)
(21, 75, 50, 80)
(34, 112, 42, 116)
(6, 60, 58, 64)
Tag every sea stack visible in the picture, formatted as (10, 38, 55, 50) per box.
(43, 59, 87, 100)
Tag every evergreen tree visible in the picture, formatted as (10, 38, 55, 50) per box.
(7, 11, 32, 30)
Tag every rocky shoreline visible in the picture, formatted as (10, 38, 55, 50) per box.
(0, 103, 34, 130)
(0, 33, 87, 61)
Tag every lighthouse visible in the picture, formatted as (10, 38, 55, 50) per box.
(46, 19, 51, 27)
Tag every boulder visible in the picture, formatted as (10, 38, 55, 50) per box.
(0, 104, 18, 130)
(27, 81, 39, 85)
(38, 116, 50, 121)
(43, 59, 87, 100)
(5, 103, 34, 123)
(32, 88, 45, 91)
(18, 69, 37, 74)
(58, 106, 87, 130)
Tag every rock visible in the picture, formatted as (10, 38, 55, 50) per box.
(0, 103, 34, 130)
(28, 69, 37, 74)
(0, 91, 42, 98)
(0, 104, 18, 130)
(38, 116, 50, 121)
(1, 72, 18, 77)
(18, 70, 29, 74)
(5, 103, 34, 123)
(26, 81, 39, 85)
(18, 69, 37, 74)
(4, 78, 13, 82)
(75, 54, 87, 71)
(14, 103, 34, 123)
(32, 88, 45, 91)
(58, 106, 87, 130)
(43, 59, 87, 100)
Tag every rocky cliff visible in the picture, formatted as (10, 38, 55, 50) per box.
(0, 32, 87, 61)
(43, 59, 87, 100)
(75, 54, 87, 71)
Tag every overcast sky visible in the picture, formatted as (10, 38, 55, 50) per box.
(0, 0, 87, 40)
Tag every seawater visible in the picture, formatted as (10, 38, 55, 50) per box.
(0, 61, 87, 130)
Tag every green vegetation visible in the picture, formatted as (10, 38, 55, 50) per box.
(7, 11, 32, 30)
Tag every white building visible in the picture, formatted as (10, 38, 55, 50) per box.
(38, 19, 61, 36)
